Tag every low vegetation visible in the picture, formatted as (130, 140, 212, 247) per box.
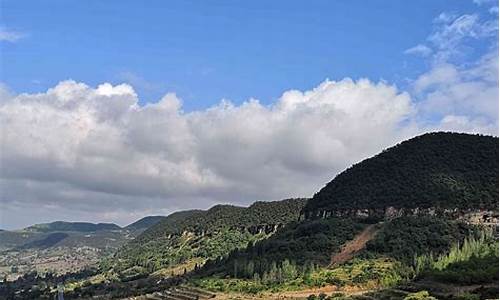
(200, 217, 365, 278)
(364, 216, 479, 262)
(106, 198, 307, 278)
(414, 230, 498, 285)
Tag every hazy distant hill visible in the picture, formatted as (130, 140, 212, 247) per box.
(0, 230, 42, 250)
(25, 221, 122, 233)
(125, 216, 166, 231)
(0, 216, 164, 251)
(19, 232, 70, 249)
(304, 132, 499, 216)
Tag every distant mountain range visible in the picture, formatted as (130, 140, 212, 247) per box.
(25, 221, 122, 233)
(0, 216, 168, 251)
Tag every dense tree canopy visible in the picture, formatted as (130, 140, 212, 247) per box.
(124, 216, 166, 231)
(110, 199, 307, 274)
(305, 132, 499, 215)
(26, 221, 122, 232)
(138, 198, 307, 241)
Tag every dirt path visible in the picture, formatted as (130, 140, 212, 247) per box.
(330, 224, 380, 267)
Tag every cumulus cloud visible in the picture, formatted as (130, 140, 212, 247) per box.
(0, 79, 423, 228)
(415, 50, 498, 132)
(1, 72, 498, 228)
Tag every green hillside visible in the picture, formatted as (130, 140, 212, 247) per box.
(107, 199, 307, 276)
(18, 232, 70, 249)
(304, 132, 499, 216)
(139, 199, 307, 240)
(194, 215, 485, 297)
(193, 133, 498, 296)
(124, 216, 166, 231)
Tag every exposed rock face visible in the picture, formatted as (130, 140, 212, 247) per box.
(164, 224, 285, 239)
(303, 207, 499, 227)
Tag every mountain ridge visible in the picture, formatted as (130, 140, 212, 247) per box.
(125, 216, 166, 231)
(25, 221, 122, 233)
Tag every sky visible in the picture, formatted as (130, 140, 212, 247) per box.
(0, 0, 498, 229)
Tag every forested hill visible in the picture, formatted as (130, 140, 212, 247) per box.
(304, 132, 498, 216)
(25, 221, 122, 232)
(107, 198, 308, 275)
(136, 198, 307, 242)
(125, 216, 166, 231)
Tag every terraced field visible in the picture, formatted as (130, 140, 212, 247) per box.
(125, 286, 215, 300)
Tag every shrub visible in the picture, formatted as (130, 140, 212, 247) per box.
(404, 291, 437, 300)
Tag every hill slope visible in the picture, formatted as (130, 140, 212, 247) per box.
(18, 232, 70, 249)
(304, 132, 499, 216)
(108, 199, 307, 275)
(125, 216, 166, 231)
(25, 221, 122, 233)
(139, 198, 307, 241)
(197, 132, 496, 287)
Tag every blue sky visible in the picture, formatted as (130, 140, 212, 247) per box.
(1, 0, 491, 110)
(0, 0, 498, 228)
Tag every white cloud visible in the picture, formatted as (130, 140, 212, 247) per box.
(414, 64, 460, 92)
(404, 44, 433, 57)
(434, 12, 458, 24)
(436, 115, 497, 134)
(1, 73, 497, 228)
(0, 79, 422, 228)
(405, 12, 497, 62)
(405, 8, 498, 135)
(0, 26, 26, 42)
(430, 14, 481, 45)
(1, 67, 497, 229)
(428, 14, 498, 62)
(413, 48, 498, 134)
(473, 0, 496, 6)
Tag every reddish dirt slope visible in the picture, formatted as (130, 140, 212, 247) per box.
(330, 224, 380, 267)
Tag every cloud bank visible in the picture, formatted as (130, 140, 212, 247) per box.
(0, 79, 417, 226)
